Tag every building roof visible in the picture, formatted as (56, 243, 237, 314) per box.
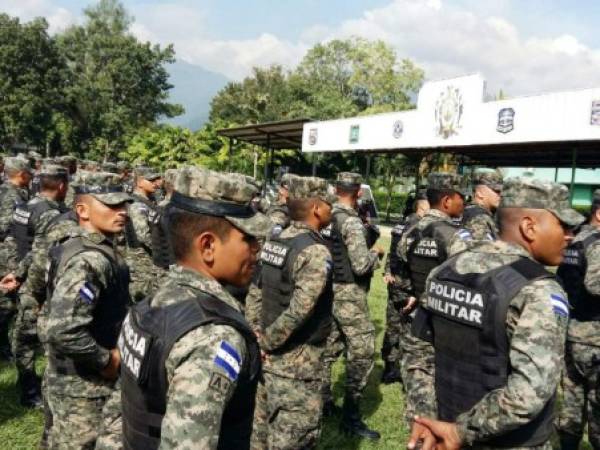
(217, 118, 311, 150)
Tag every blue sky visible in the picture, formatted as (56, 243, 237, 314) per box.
(4, 0, 600, 95)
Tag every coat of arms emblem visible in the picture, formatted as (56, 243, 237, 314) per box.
(393, 120, 403, 139)
(497, 108, 515, 134)
(591, 100, 600, 126)
(434, 86, 463, 139)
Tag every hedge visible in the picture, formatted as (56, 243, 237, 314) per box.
(372, 191, 409, 218)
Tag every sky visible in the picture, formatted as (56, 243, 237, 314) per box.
(3, 0, 600, 97)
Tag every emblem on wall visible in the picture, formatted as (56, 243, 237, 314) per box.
(308, 128, 318, 145)
(434, 86, 463, 139)
(349, 124, 360, 144)
(497, 108, 515, 134)
(591, 100, 600, 126)
(392, 120, 404, 139)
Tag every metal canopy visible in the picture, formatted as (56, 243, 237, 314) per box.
(217, 118, 311, 150)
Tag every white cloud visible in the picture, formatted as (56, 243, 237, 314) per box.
(2, 0, 77, 33)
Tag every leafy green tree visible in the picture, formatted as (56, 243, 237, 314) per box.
(0, 15, 66, 150)
(57, 0, 182, 159)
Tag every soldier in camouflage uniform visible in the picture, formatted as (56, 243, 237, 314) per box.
(265, 172, 296, 237)
(124, 166, 163, 302)
(57, 155, 78, 209)
(45, 172, 132, 449)
(555, 189, 600, 450)
(246, 176, 336, 449)
(118, 167, 268, 449)
(321, 172, 384, 440)
(380, 194, 429, 384)
(0, 157, 32, 360)
(3, 164, 69, 407)
(406, 177, 583, 450)
(461, 171, 503, 240)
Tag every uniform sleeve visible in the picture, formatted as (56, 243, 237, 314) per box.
(447, 229, 471, 256)
(160, 325, 247, 450)
(244, 282, 263, 334)
(455, 279, 568, 445)
(342, 215, 380, 275)
(464, 215, 497, 241)
(46, 251, 112, 371)
(584, 240, 600, 296)
(0, 189, 18, 238)
(403, 328, 437, 422)
(15, 209, 60, 280)
(128, 203, 152, 249)
(261, 244, 331, 351)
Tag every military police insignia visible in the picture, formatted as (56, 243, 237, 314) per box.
(591, 100, 600, 126)
(392, 120, 404, 139)
(497, 108, 515, 134)
(214, 340, 241, 381)
(435, 86, 463, 139)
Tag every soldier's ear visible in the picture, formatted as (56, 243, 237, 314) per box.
(195, 231, 217, 264)
(518, 214, 537, 242)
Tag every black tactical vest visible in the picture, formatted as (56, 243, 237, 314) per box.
(413, 257, 555, 447)
(557, 231, 600, 321)
(119, 292, 261, 450)
(0, 184, 28, 241)
(259, 232, 333, 349)
(46, 236, 130, 375)
(10, 198, 63, 259)
(149, 205, 175, 270)
(389, 214, 420, 276)
(406, 220, 458, 297)
(125, 194, 156, 253)
(461, 204, 497, 239)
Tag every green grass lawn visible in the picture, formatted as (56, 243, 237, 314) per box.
(0, 235, 586, 449)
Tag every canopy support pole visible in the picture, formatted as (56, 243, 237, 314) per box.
(569, 147, 577, 205)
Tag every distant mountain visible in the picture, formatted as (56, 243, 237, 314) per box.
(162, 60, 229, 130)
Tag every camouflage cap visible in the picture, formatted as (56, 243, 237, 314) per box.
(427, 172, 468, 195)
(280, 173, 298, 189)
(74, 171, 132, 205)
(116, 161, 130, 171)
(171, 167, 270, 238)
(27, 150, 43, 160)
(336, 172, 363, 188)
(472, 171, 503, 191)
(289, 176, 337, 205)
(500, 177, 584, 227)
(4, 157, 32, 174)
(134, 165, 161, 181)
(85, 160, 100, 170)
(58, 155, 77, 164)
(101, 161, 119, 174)
(40, 164, 68, 177)
(164, 168, 178, 185)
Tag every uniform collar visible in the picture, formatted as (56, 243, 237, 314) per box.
(425, 209, 452, 221)
(469, 239, 535, 260)
(333, 201, 358, 216)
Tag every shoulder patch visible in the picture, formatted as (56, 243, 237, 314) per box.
(213, 340, 241, 381)
(78, 282, 96, 304)
(325, 258, 333, 273)
(550, 293, 569, 318)
(209, 371, 232, 395)
(457, 228, 473, 241)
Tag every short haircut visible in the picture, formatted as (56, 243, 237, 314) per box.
(40, 174, 67, 191)
(167, 208, 233, 260)
(426, 188, 456, 207)
(591, 200, 600, 219)
(288, 198, 316, 221)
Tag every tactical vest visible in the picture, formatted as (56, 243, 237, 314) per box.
(321, 210, 372, 286)
(462, 204, 497, 239)
(413, 257, 555, 447)
(46, 236, 130, 375)
(125, 194, 155, 253)
(149, 205, 175, 270)
(406, 220, 458, 297)
(557, 231, 600, 322)
(119, 292, 261, 450)
(259, 232, 333, 349)
(10, 198, 62, 259)
(0, 184, 28, 241)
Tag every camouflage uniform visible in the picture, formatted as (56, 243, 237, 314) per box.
(0, 157, 31, 358)
(381, 213, 420, 382)
(265, 173, 297, 236)
(45, 173, 132, 449)
(246, 176, 335, 450)
(405, 177, 583, 449)
(556, 214, 600, 449)
(462, 172, 503, 240)
(118, 168, 269, 449)
(125, 166, 164, 302)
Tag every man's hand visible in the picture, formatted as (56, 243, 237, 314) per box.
(413, 416, 462, 450)
(0, 273, 20, 293)
(100, 348, 121, 381)
(407, 420, 438, 450)
(383, 273, 395, 285)
(402, 296, 418, 314)
(373, 245, 385, 259)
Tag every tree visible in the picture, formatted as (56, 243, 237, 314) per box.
(0, 15, 66, 150)
(56, 0, 182, 159)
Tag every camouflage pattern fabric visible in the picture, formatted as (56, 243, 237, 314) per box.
(471, 171, 503, 191)
(288, 175, 337, 205)
(246, 221, 332, 449)
(462, 202, 499, 240)
(95, 381, 123, 450)
(556, 223, 600, 446)
(47, 394, 106, 449)
(336, 171, 362, 187)
(427, 171, 468, 195)
(404, 239, 568, 448)
(265, 202, 289, 228)
(148, 266, 250, 449)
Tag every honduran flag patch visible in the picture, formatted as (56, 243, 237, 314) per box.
(550, 293, 569, 318)
(214, 340, 241, 381)
(79, 282, 96, 304)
